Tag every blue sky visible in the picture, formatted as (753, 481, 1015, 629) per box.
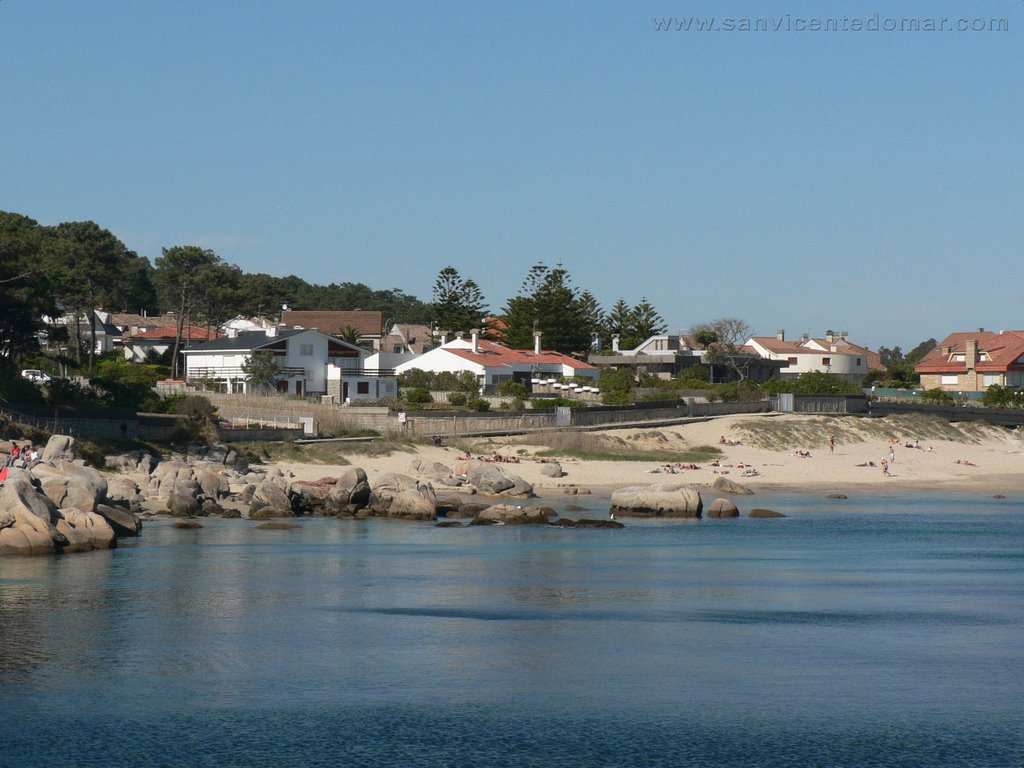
(2, 1, 1021, 350)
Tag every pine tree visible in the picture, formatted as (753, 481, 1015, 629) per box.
(501, 263, 593, 354)
(431, 266, 487, 336)
(631, 297, 667, 344)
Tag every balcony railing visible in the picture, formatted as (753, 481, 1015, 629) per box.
(187, 366, 396, 380)
(187, 366, 306, 380)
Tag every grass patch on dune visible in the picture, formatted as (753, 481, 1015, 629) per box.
(506, 430, 722, 463)
(232, 437, 419, 464)
(731, 414, 1008, 451)
(535, 445, 723, 463)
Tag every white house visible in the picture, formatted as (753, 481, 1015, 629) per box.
(182, 327, 397, 400)
(746, 330, 876, 384)
(394, 330, 598, 388)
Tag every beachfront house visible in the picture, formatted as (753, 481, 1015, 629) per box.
(914, 329, 1024, 392)
(746, 330, 879, 384)
(394, 330, 598, 390)
(182, 327, 397, 400)
(589, 333, 783, 383)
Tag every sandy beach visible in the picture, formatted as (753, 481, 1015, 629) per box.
(273, 413, 1024, 500)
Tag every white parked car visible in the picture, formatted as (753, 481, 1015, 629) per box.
(20, 369, 53, 383)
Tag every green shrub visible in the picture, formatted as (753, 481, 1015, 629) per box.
(498, 380, 528, 399)
(599, 368, 634, 405)
(404, 388, 433, 404)
(981, 384, 1024, 408)
(171, 395, 217, 443)
(920, 388, 954, 405)
(447, 391, 468, 406)
(467, 398, 491, 412)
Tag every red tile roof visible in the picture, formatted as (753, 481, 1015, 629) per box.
(751, 336, 876, 365)
(445, 339, 596, 370)
(282, 310, 383, 336)
(749, 337, 813, 355)
(126, 325, 221, 341)
(915, 330, 1024, 374)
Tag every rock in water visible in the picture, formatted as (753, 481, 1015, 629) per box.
(470, 504, 552, 525)
(609, 482, 703, 518)
(707, 498, 739, 518)
(749, 508, 786, 518)
(466, 464, 534, 497)
(94, 503, 142, 536)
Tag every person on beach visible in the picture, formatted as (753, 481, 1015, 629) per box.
(829, 435, 835, 454)
(888, 445, 896, 464)
(881, 458, 890, 476)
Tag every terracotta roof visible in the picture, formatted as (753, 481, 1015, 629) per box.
(751, 336, 866, 361)
(444, 339, 596, 370)
(749, 337, 814, 355)
(126, 325, 221, 342)
(281, 310, 383, 336)
(915, 330, 1024, 374)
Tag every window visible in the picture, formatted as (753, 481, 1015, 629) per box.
(299, 344, 314, 356)
(356, 381, 370, 395)
(856, 358, 861, 366)
(787, 357, 797, 365)
(822, 357, 831, 366)
(941, 375, 958, 385)
(983, 374, 1001, 387)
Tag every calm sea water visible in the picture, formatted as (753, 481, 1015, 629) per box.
(1, 494, 1022, 767)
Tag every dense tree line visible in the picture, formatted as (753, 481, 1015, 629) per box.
(2, 210, 675, 376)
(0, 210, 432, 375)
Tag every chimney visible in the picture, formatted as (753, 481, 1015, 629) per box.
(592, 332, 601, 353)
(841, 331, 848, 340)
(455, 331, 465, 341)
(826, 330, 835, 343)
(266, 325, 278, 337)
(965, 339, 979, 370)
(439, 330, 448, 345)
(471, 328, 480, 353)
(533, 331, 542, 354)
(800, 333, 809, 343)
(776, 329, 785, 341)
(612, 334, 620, 353)
(227, 327, 238, 339)
(942, 345, 953, 357)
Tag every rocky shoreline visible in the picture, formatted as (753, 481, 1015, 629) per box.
(1, 434, 781, 556)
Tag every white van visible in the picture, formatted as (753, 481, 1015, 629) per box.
(20, 369, 52, 383)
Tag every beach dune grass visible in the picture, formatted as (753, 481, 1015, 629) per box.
(504, 430, 723, 463)
(233, 437, 417, 464)
(732, 413, 1007, 451)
